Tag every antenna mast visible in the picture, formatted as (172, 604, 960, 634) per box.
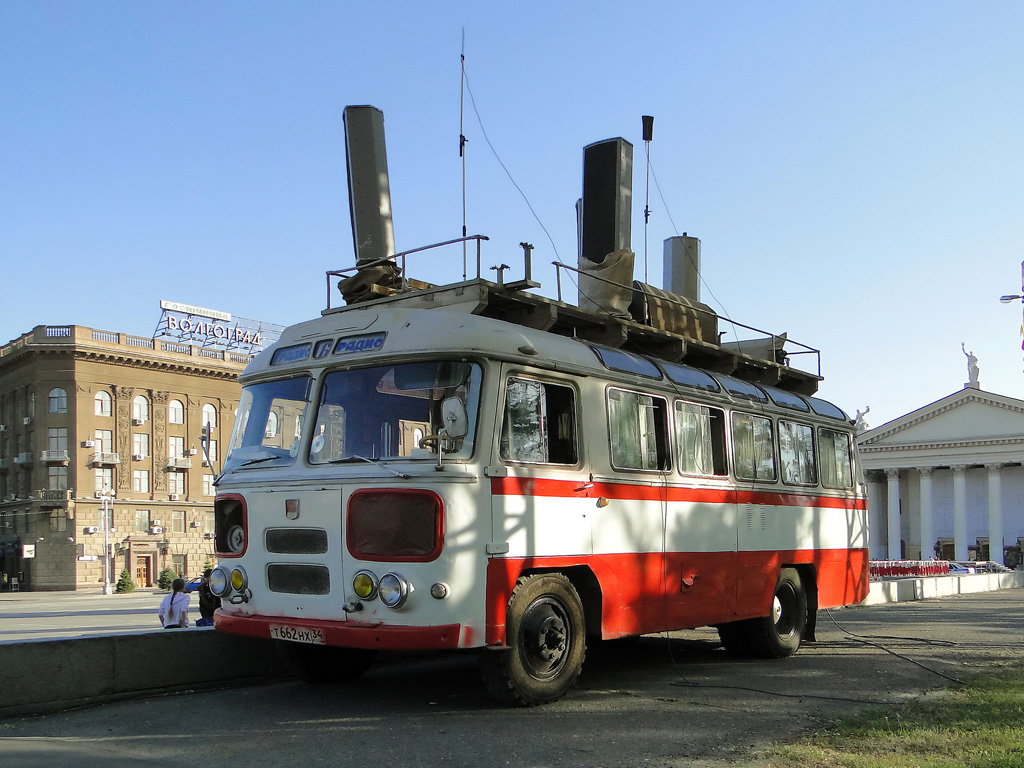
(459, 29, 468, 280)
(642, 115, 654, 284)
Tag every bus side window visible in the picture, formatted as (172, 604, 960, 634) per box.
(674, 401, 727, 476)
(499, 378, 578, 465)
(732, 412, 777, 482)
(608, 388, 670, 471)
(778, 419, 817, 486)
(818, 427, 853, 489)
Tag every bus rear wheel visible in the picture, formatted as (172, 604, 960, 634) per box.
(480, 573, 586, 706)
(283, 642, 377, 684)
(745, 568, 807, 658)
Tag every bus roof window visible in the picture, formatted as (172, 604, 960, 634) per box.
(716, 374, 768, 404)
(763, 386, 810, 412)
(590, 346, 662, 379)
(806, 396, 849, 421)
(659, 361, 721, 393)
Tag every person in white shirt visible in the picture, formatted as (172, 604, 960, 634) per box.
(158, 578, 190, 629)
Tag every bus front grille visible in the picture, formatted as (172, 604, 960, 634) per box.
(265, 527, 329, 555)
(266, 564, 331, 595)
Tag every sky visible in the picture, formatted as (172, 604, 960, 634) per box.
(3, 1, 1024, 430)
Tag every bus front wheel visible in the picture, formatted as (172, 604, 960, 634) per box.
(744, 567, 807, 658)
(480, 573, 586, 706)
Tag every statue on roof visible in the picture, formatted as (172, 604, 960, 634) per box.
(853, 406, 870, 433)
(962, 342, 980, 388)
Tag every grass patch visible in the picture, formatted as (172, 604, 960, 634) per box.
(764, 663, 1024, 768)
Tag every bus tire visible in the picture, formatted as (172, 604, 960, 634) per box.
(480, 573, 586, 706)
(744, 568, 807, 659)
(283, 642, 377, 684)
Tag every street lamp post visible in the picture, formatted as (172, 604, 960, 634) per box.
(99, 490, 113, 595)
(999, 260, 1024, 370)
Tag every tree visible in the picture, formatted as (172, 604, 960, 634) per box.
(115, 568, 135, 594)
(157, 567, 177, 591)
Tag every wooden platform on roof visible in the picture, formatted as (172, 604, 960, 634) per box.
(324, 278, 821, 395)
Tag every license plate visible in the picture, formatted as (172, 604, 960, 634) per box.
(269, 624, 325, 644)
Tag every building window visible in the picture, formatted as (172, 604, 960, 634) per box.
(48, 388, 68, 414)
(48, 427, 68, 453)
(94, 390, 112, 417)
(95, 467, 113, 493)
(168, 399, 185, 425)
(49, 508, 67, 532)
(168, 470, 185, 495)
(202, 404, 217, 429)
(265, 411, 279, 438)
(203, 474, 215, 496)
(132, 395, 149, 423)
(133, 433, 149, 458)
(95, 429, 113, 454)
(171, 554, 186, 578)
(169, 436, 185, 459)
(207, 440, 218, 463)
(133, 469, 150, 493)
(48, 465, 68, 491)
(135, 509, 151, 532)
(205, 511, 215, 532)
(172, 509, 185, 533)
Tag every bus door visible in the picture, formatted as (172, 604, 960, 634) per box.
(487, 371, 591, 569)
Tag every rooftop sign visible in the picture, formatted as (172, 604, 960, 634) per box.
(154, 300, 282, 354)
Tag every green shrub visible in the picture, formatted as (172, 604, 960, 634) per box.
(157, 567, 177, 591)
(115, 568, 135, 593)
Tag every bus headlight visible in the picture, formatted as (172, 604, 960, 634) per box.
(209, 566, 231, 598)
(352, 570, 378, 601)
(378, 572, 410, 608)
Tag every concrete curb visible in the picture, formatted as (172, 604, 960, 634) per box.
(1, 629, 290, 719)
(861, 570, 1024, 605)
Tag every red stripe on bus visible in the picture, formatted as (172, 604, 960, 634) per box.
(490, 476, 866, 510)
(484, 548, 869, 646)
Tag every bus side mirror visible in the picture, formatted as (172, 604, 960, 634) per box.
(440, 398, 468, 439)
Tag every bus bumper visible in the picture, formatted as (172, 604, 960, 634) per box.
(214, 612, 463, 650)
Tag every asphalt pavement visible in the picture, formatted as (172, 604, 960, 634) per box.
(1, 588, 1022, 768)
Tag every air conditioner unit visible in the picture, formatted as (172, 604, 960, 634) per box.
(84, 526, 99, 534)
(187, 448, 198, 456)
(132, 454, 144, 461)
(82, 440, 95, 448)
(0, 521, 12, 529)
(203, 532, 214, 539)
(168, 494, 180, 501)
(150, 526, 164, 534)
(23, 416, 33, 426)
(0, 424, 6, 432)
(202, 460, 211, 467)
(94, 491, 104, 498)
(132, 418, 145, 426)
(152, 519, 162, 525)
(189, 520, 201, 528)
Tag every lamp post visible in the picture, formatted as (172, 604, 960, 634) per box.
(99, 489, 113, 595)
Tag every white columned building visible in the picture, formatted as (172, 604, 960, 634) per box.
(857, 385, 1024, 566)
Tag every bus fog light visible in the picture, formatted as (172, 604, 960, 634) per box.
(230, 566, 248, 592)
(209, 566, 231, 597)
(379, 572, 410, 608)
(353, 570, 378, 600)
(430, 582, 449, 600)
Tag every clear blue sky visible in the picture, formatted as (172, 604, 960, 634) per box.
(3, 1, 1023, 428)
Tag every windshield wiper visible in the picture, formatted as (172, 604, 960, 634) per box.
(329, 455, 410, 479)
(240, 456, 280, 467)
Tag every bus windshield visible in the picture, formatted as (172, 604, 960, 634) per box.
(308, 360, 482, 463)
(224, 376, 313, 470)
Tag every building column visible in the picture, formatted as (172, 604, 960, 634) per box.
(866, 473, 886, 559)
(987, 464, 1004, 564)
(918, 467, 935, 559)
(952, 465, 968, 561)
(885, 469, 902, 559)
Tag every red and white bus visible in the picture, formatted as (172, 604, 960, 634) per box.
(207, 107, 868, 705)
